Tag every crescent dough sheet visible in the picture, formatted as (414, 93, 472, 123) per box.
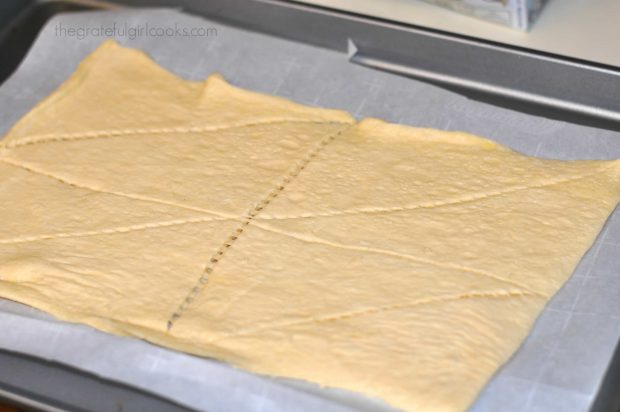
(0, 40, 619, 411)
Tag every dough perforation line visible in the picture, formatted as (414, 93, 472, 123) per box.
(165, 123, 353, 330)
(246, 220, 546, 297)
(0, 216, 228, 245)
(0, 119, 351, 150)
(258, 166, 615, 220)
(206, 289, 542, 344)
(0, 156, 241, 220)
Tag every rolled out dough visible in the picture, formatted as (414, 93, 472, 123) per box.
(0, 40, 619, 411)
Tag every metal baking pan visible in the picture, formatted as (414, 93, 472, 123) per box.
(0, 348, 193, 412)
(0, 0, 619, 411)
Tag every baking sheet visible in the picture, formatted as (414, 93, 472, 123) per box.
(1, 8, 620, 412)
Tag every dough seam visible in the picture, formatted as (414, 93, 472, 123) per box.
(1, 119, 351, 150)
(3, 154, 612, 229)
(165, 124, 353, 330)
(0, 215, 228, 245)
(0, 156, 241, 221)
(247, 220, 546, 297)
(259, 165, 617, 220)
(207, 289, 541, 344)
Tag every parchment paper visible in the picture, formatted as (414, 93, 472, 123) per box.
(1, 8, 619, 412)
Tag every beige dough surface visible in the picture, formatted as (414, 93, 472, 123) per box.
(1, 40, 619, 411)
